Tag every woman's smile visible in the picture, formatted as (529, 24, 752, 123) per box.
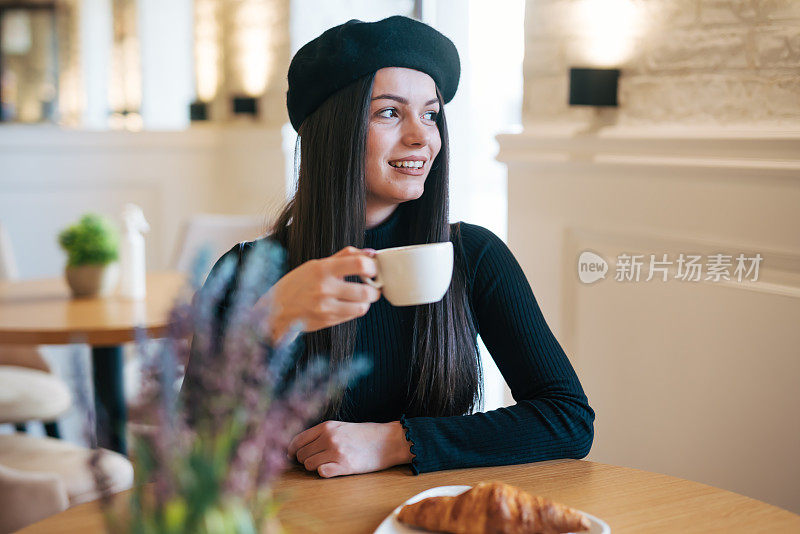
(388, 156, 428, 175)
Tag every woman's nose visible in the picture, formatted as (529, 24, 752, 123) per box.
(401, 117, 429, 147)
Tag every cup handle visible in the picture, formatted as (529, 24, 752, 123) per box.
(360, 271, 383, 289)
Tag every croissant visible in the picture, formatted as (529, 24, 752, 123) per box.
(396, 481, 591, 534)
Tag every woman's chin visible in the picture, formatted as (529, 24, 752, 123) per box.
(376, 183, 424, 203)
(395, 188, 424, 202)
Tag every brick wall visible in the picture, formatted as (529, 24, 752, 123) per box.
(523, 0, 800, 125)
(208, 0, 291, 126)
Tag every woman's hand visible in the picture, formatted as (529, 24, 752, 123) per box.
(287, 421, 413, 478)
(257, 246, 381, 342)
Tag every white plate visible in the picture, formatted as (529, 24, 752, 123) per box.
(374, 485, 610, 534)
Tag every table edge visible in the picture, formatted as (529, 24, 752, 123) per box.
(0, 324, 170, 345)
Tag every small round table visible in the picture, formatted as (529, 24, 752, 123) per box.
(0, 271, 187, 454)
(17, 460, 800, 533)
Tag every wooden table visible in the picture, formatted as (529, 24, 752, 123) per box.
(18, 460, 800, 533)
(0, 271, 186, 454)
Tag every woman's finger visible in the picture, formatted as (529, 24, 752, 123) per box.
(331, 246, 370, 257)
(287, 422, 325, 457)
(295, 436, 327, 465)
(330, 278, 381, 303)
(315, 298, 371, 321)
(332, 246, 358, 257)
(302, 450, 338, 472)
(327, 255, 377, 279)
(317, 462, 345, 478)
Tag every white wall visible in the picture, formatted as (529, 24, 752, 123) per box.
(498, 125, 800, 513)
(511, 0, 800, 511)
(0, 125, 285, 278)
(138, 0, 194, 130)
(289, 0, 414, 54)
(79, 0, 112, 129)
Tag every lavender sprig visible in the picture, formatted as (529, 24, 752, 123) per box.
(91, 238, 368, 533)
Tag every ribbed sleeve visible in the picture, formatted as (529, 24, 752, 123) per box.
(400, 223, 594, 474)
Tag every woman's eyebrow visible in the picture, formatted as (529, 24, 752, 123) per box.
(371, 94, 439, 106)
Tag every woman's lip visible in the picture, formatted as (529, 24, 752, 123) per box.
(389, 164, 425, 176)
(389, 157, 429, 162)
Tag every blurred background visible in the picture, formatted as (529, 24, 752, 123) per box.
(0, 0, 798, 515)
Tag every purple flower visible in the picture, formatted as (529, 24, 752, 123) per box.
(87, 239, 368, 532)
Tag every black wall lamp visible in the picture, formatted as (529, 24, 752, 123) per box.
(190, 100, 209, 121)
(232, 96, 258, 117)
(569, 68, 620, 107)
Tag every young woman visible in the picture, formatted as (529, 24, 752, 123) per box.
(186, 16, 594, 478)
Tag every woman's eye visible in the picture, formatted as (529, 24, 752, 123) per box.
(376, 108, 438, 121)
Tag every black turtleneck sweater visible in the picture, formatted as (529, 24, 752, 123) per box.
(189, 208, 594, 474)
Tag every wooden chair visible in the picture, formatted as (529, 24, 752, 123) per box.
(171, 213, 266, 277)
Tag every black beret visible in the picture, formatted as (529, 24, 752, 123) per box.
(287, 15, 460, 131)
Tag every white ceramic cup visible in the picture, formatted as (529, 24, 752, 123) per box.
(360, 242, 453, 306)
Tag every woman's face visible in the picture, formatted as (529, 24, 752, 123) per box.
(365, 67, 442, 210)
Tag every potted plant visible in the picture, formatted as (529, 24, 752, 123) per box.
(80, 242, 367, 533)
(58, 214, 120, 297)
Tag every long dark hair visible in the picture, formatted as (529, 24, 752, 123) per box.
(269, 72, 481, 418)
